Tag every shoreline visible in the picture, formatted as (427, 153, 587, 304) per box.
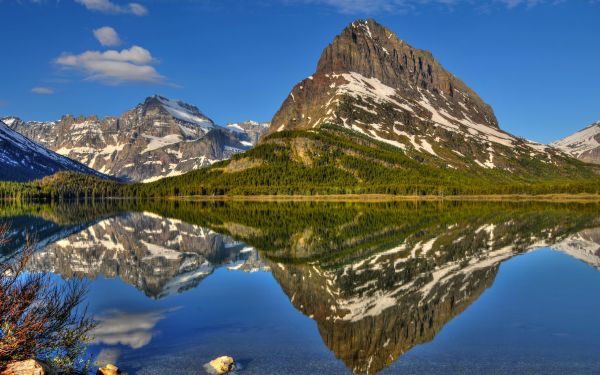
(168, 193, 600, 203)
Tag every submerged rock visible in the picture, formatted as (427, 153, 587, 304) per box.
(205, 356, 236, 374)
(96, 363, 126, 375)
(1, 359, 56, 375)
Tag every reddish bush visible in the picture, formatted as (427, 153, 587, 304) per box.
(0, 224, 95, 373)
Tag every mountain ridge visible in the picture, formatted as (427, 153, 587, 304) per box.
(552, 120, 600, 164)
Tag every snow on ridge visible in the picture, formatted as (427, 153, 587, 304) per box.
(0, 120, 99, 175)
(226, 123, 245, 133)
(315, 71, 556, 163)
(226, 121, 270, 132)
(154, 95, 214, 128)
(1, 117, 17, 126)
(551, 122, 600, 157)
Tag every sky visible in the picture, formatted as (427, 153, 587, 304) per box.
(0, 0, 599, 143)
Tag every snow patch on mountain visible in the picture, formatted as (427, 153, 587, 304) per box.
(142, 134, 184, 154)
(551, 121, 600, 158)
(1, 117, 17, 127)
(312, 71, 550, 163)
(154, 95, 214, 128)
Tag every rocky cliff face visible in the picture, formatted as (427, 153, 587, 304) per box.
(4, 96, 261, 182)
(268, 19, 566, 171)
(551, 121, 600, 164)
(0, 119, 108, 182)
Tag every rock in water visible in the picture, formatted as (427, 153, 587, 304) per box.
(206, 356, 235, 374)
(1, 360, 56, 375)
(96, 363, 126, 375)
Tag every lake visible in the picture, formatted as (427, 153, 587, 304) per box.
(2, 200, 600, 374)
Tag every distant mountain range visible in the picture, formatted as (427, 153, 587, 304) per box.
(2, 96, 269, 182)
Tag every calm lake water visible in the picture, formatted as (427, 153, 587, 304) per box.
(2, 201, 600, 374)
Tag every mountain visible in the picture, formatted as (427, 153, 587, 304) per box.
(551, 121, 600, 164)
(4, 95, 261, 182)
(225, 121, 270, 146)
(0, 119, 108, 182)
(139, 19, 599, 197)
(269, 19, 566, 169)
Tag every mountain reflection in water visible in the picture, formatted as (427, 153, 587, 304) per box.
(1, 201, 600, 374)
(25, 210, 268, 298)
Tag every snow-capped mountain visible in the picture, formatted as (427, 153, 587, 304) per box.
(0, 119, 108, 182)
(225, 121, 270, 146)
(268, 19, 569, 171)
(4, 95, 263, 182)
(551, 121, 600, 164)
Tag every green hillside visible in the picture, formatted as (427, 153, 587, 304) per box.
(142, 124, 600, 197)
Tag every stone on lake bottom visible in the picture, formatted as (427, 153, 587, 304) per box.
(206, 356, 236, 374)
(96, 363, 126, 375)
(1, 360, 55, 375)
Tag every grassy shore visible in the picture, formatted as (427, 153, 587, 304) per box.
(169, 193, 600, 203)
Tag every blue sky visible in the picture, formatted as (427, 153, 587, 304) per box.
(0, 0, 598, 143)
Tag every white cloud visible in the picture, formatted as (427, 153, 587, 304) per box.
(497, 0, 544, 7)
(54, 45, 165, 85)
(92, 309, 167, 349)
(293, 0, 561, 13)
(127, 2, 148, 15)
(31, 86, 54, 94)
(74, 0, 148, 16)
(94, 26, 121, 47)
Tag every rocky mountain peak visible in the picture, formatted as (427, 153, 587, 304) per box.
(1, 116, 24, 128)
(265, 19, 571, 173)
(139, 95, 215, 128)
(313, 19, 498, 129)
